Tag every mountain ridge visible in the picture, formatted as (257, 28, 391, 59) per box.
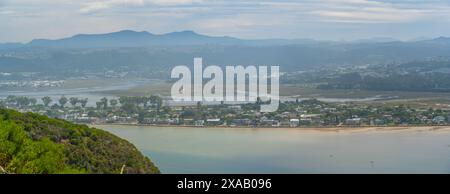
(1, 30, 450, 48)
(26, 30, 244, 48)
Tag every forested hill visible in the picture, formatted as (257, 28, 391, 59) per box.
(0, 108, 160, 174)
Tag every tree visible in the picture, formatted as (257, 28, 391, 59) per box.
(197, 101, 202, 110)
(142, 97, 149, 108)
(121, 102, 138, 114)
(146, 95, 163, 113)
(80, 98, 88, 108)
(100, 97, 108, 109)
(59, 96, 68, 108)
(119, 96, 128, 105)
(110, 99, 118, 108)
(69, 97, 79, 107)
(6, 96, 16, 105)
(96, 102, 103, 109)
(16, 96, 30, 107)
(42, 96, 52, 107)
(51, 103, 59, 109)
(29, 98, 37, 106)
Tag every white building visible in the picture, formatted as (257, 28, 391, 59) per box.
(290, 119, 300, 127)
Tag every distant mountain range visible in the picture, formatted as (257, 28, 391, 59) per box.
(2, 30, 315, 48)
(28, 30, 244, 48)
(1, 30, 450, 74)
(4, 30, 448, 48)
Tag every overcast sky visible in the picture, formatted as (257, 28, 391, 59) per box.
(1, 0, 450, 43)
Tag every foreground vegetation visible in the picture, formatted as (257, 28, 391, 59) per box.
(0, 108, 160, 174)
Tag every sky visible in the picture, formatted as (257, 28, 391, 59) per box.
(1, 0, 450, 43)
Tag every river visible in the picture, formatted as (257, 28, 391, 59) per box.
(96, 125, 450, 174)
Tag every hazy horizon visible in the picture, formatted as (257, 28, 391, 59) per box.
(0, 29, 447, 44)
(1, 0, 450, 43)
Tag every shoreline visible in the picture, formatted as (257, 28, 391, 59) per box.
(90, 123, 450, 133)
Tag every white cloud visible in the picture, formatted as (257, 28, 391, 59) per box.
(79, 0, 202, 14)
(80, 0, 144, 13)
(261, 0, 433, 23)
(311, 8, 425, 23)
(147, 0, 202, 5)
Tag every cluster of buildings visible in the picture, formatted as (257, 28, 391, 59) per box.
(61, 109, 450, 128)
(3, 95, 450, 128)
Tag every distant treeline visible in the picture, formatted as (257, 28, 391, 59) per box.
(317, 72, 450, 92)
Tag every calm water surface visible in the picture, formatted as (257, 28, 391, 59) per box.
(97, 125, 450, 174)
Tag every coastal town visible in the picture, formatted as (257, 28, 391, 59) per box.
(1, 95, 450, 128)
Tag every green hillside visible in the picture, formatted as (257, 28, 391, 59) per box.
(0, 108, 160, 174)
